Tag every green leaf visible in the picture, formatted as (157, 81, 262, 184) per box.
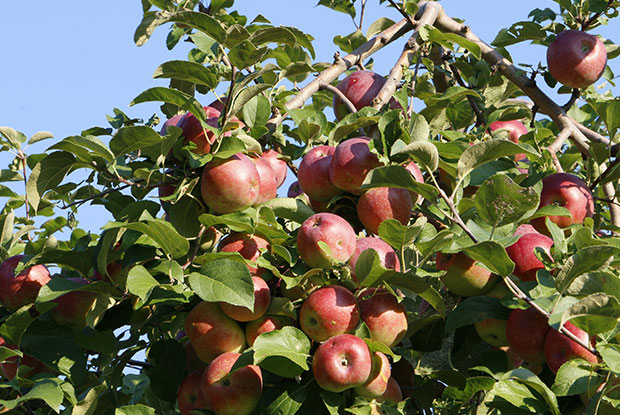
(21, 335, 87, 383)
(378, 216, 427, 251)
(29, 249, 92, 277)
(474, 174, 539, 227)
(562, 293, 620, 335)
(26, 151, 75, 213)
(242, 95, 271, 129)
(251, 26, 297, 48)
(356, 250, 392, 287)
(253, 326, 311, 377)
(188, 258, 254, 309)
(328, 107, 381, 143)
(48, 135, 115, 164)
(317, 0, 356, 18)
(135, 10, 225, 47)
(333, 29, 367, 54)
(383, 272, 445, 316)
(555, 246, 620, 294)
(262, 382, 310, 415)
(464, 241, 515, 277)
(367, 17, 396, 38)
(445, 296, 510, 332)
(153, 60, 217, 89)
(260, 197, 315, 224)
(502, 368, 560, 415)
(392, 141, 439, 172)
(29, 131, 54, 145)
(115, 404, 156, 415)
(72, 383, 108, 415)
(126, 266, 159, 301)
(36, 278, 108, 303)
(103, 218, 190, 259)
(0, 379, 63, 412)
(419, 25, 481, 59)
(566, 271, 620, 298)
(552, 359, 602, 396)
(457, 140, 540, 180)
(228, 40, 269, 69)
(597, 344, 620, 373)
(229, 84, 272, 118)
(146, 339, 186, 403)
(130, 87, 205, 122)
(361, 165, 439, 203)
(409, 114, 430, 142)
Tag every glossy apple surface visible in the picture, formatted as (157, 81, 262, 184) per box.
(201, 352, 263, 415)
(312, 334, 372, 393)
(329, 137, 383, 194)
(544, 321, 597, 373)
(177, 369, 207, 415)
(0, 255, 51, 311)
(51, 277, 98, 327)
(505, 228, 554, 282)
(506, 307, 550, 366)
(178, 106, 243, 155)
(297, 145, 343, 203)
(259, 149, 287, 187)
(184, 302, 246, 363)
(404, 161, 425, 203)
(217, 232, 270, 276)
(333, 70, 400, 120)
(220, 276, 271, 322)
(358, 288, 408, 348)
(348, 236, 400, 283)
(531, 173, 594, 233)
(488, 119, 529, 170)
(474, 318, 509, 347)
(436, 252, 497, 296)
(299, 285, 360, 342)
(251, 155, 278, 205)
(357, 186, 413, 235)
(297, 213, 356, 269)
(547, 30, 607, 89)
(355, 351, 391, 399)
(200, 153, 260, 214)
(245, 315, 295, 346)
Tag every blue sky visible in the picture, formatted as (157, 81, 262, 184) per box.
(0, 0, 618, 233)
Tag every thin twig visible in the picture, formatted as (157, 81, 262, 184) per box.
(562, 88, 581, 112)
(320, 82, 358, 115)
(448, 63, 486, 126)
(547, 128, 571, 172)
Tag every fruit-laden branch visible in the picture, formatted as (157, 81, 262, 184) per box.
(266, 17, 417, 128)
(371, 1, 441, 110)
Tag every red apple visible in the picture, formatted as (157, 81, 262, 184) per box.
(0, 337, 46, 380)
(488, 119, 529, 171)
(547, 30, 607, 89)
(505, 227, 554, 282)
(251, 155, 278, 205)
(287, 180, 304, 198)
(404, 161, 425, 203)
(177, 369, 207, 415)
(217, 232, 270, 276)
(348, 236, 400, 284)
(357, 187, 413, 235)
(333, 70, 401, 120)
(245, 315, 295, 346)
(201, 352, 263, 415)
(474, 317, 509, 348)
(259, 149, 287, 187)
(544, 320, 598, 373)
(184, 302, 246, 363)
(390, 358, 415, 399)
(299, 285, 360, 342)
(298, 145, 343, 203)
(297, 212, 357, 269)
(220, 276, 271, 322)
(312, 334, 372, 392)
(51, 277, 98, 327)
(355, 351, 391, 399)
(506, 307, 550, 366)
(329, 137, 383, 194)
(177, 106, 243, 155)
(436, 252, 497, 296)
(0, 255, 51, 311)
(531, 172, 594, 234)
(358, 288, 408, 348)
(160, 113, 185, 135)
(200, 153, 260, 214)
(378, 376, 403, 404)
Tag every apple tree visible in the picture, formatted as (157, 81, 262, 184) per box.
(1, 0, 620, 414)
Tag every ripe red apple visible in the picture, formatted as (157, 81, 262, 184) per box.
(378, 376, 404, 404)
(259, 149, 287, 187)
(358, 288, 408, 348)
(348, 236, 400, 284)
(245, 315, 295, 346)
(357, 187, 413, 235)
(201, 352, 263, 415)
(333, 70, 401, 120)
(51, 277, 98, 327)
(0, 255, 51, 311)
(312, 334, 372, 393)
(0, 337, 46, 380)
(404, 161, 425, 203)
(299, 285, 360, 342)
(505, 227, 554, 282)
(488, 119, 529, 171)
(297, 145, 343, 203)
(531, 172, 594, 234)
(547, 30, 607, 89)
(251, 155, 278, 205)
(160, 113, 185, 135)
(217, 232, 270, 276)
(436, 252, 497, 296)
(544, 321, 598, 373)
(296, 212, 357, 269)
(200, 153, 260, 214)
(329, 137, 383, 194)
(177, 369, 207, 415)
(220, 276, 271, 322)
(390, 358, 415, 399)
(355, 351, 391, 399)
(184, 302, 246, 363)
(506, 307, 550, 367)
(177, 106, 244, 155)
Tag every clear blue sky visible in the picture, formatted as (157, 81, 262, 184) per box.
(0, 0, 618, 232)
